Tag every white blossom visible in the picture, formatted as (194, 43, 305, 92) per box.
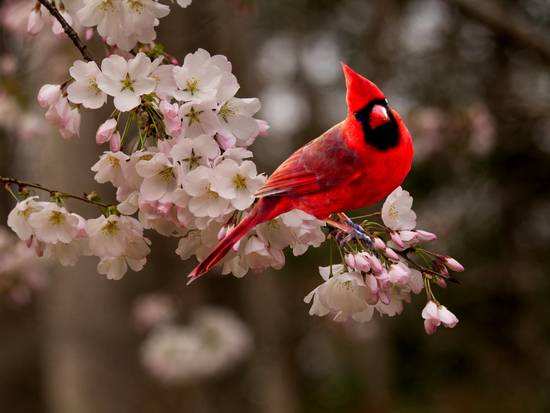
(179, 100, 221, 138)
(170, 134, 220, 172)
(7, 197, 45, 241)
(210, 159, 264, 210)
(97, 53, 156, 112)
(382, 186, 417, 231)
(304, 265, 375, 322)
(67, 60, 107, 109)
(91, 151, 130, 187)
(135, 152, 178, 202)
(182, 166, 230, 218)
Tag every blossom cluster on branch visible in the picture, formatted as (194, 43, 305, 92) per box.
(1, 0, 464, 335)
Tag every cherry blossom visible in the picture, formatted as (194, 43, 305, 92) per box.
(211, 159, 264, 210)
(27, 204, 80, 244)
(67, 60, 107, 109)
(422, 300, 459, 335)
(95, 118, 118, 144)
(182, 166, 230, 218)
(170, 134, 220, 172)
(305, 265, 375, 322)
(179, 100, 221, 138)
(97, 53, 156, 112)
(382, 186, 417, 231)
(7, 197, 44, 241)
(135, 152, 178, 202)
(91, 151, 130, 187)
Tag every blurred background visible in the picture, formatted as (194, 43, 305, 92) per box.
(1, 0, 550, 412)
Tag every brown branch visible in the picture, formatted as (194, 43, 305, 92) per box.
(36, 0, 95, 62)
(1, 176, 113, 209)
(446, 0, 550, 65)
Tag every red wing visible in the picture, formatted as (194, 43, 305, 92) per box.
(255, 125, 361, 198)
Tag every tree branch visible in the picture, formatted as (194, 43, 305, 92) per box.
(1, 176, 112, 209)
(37, 0, 95, 62)
(446, 0, 550, 66)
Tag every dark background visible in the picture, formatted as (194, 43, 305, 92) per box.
(1, 0, 550, 412)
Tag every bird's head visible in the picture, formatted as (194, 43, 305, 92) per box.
(342, 63, 401, 151)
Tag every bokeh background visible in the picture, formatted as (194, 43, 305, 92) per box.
(1, 0, 550, 412)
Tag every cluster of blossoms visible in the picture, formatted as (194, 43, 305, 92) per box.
(2, 0, 465, 336)
(135, 295, 252, 384)
(305, 187, 463, 335)
(0, 227, 46, 305)
(7, 196, 150, 279)
(27, 0, 192, 50)
(11, 44, 325, 280)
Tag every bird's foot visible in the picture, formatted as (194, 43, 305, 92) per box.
(335, 213, 378, 256)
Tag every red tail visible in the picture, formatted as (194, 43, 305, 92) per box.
(187, 197, 284, 283)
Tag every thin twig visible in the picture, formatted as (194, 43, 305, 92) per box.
(446, 0, 550, 66)
(1, 176, 113, 209)
(37, 0, 95, 62)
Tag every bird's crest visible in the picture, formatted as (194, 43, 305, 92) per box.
(341, 63, 385, 114)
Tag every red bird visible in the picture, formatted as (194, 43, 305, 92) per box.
(188, 64, 413, 282)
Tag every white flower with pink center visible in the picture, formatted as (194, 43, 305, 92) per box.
(67, 60, 107, 109)
(97, 53, 156, 112)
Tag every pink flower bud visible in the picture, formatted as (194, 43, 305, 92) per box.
(442, 256, 464, 272)
(96, 118, 117, 144)
(218, 225, 234, 240)
(416, 229, 437, 241)
(435, 277, 447, 288)
(27, 8, 44, 35)
(388, 263, 410, 285)
(390, 231, 405, 248)
(109, 131, 121, 152)
(365, 274, 379, 304)
(256, 119, 270, 136)
(345, 253, 356, 269)
(159, 100, 182, 137)
(366, 253, 383, 274)
(84, 28, 94, 41)
(233, 239, 241, 251)
(384, 247, 400, 261)
(373, 237, 386, 250)
(37, 84, 61, 108)
(216, 132, 237, 150)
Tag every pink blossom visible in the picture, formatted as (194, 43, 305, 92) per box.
(421, 301, 458, 335)
(442, 256, 464, 272)
(96, 118, 118, 144)
(416, 229, 437, 241)
(110, 132, 121, 152)
(27, 7, 45, 35)
(256, 119, 270, 136)
(159, 100, 182, 137)
(37, 84, 61, 108)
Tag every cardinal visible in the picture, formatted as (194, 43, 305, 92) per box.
(188, 63, 413, 282)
